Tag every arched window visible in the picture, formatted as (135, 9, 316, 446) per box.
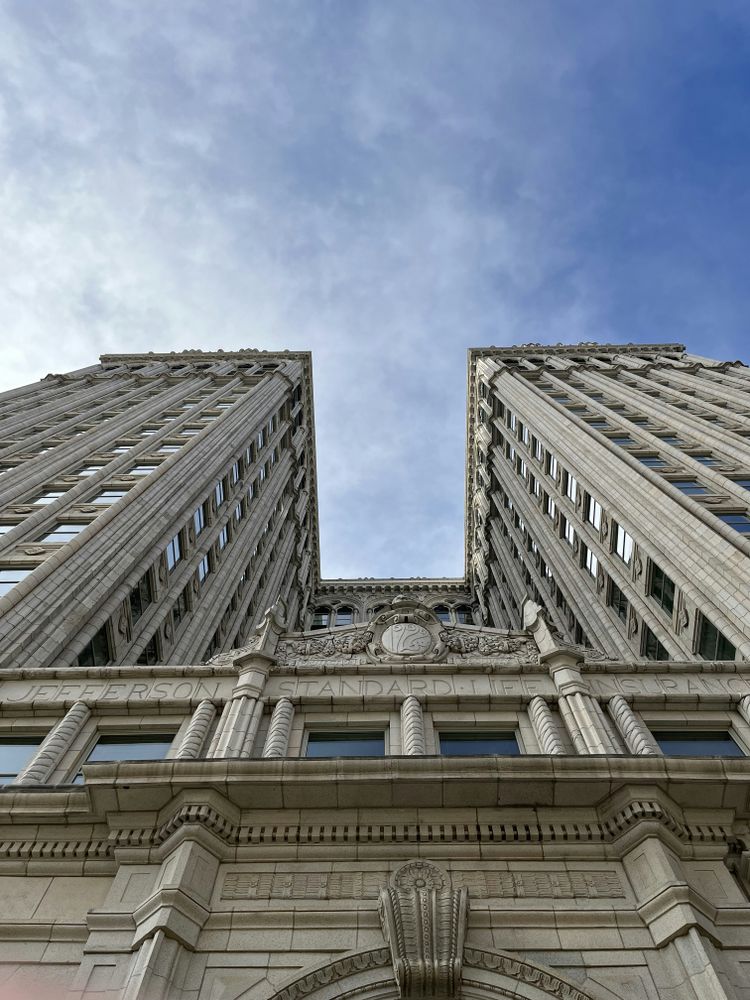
(311, 607, 330, 630)
(371, 604, 386, 616)
(335, 606, 353, 626)
(455, 604, 473, 625)
(433, 605, 451, 624)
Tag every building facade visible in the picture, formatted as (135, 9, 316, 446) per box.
(0, 344, 748, 1000)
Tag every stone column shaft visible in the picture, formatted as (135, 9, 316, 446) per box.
(558, 692, 620, 755)
(608, 695, 661, 755)
(528, 696, 565, 754)
(400, 696, 426, 755)
(739, 695, 750, 729)
(210, 694, 264, 758)
(16, 701, 91, 785)
(175, 700, 217, 759)
(262, 698, 295, 758)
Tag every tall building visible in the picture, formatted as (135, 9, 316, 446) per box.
(0, 343, 748, 1000)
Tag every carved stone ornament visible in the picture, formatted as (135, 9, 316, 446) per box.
(382, 623, 432, 656)
(22, 546, 45, 556)
(379, 860, 469, 999)
(439, 629, 538, 661)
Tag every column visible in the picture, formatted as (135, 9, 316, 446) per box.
(528, 696, 565, 754)
(208, 664, 268, 758)
(608, 695, 661, 755)
(174, 700, 217, 759)
(400, 696, 426, 755)
(738, 695, 750, 728)
(16, 701, 91, 785)
(547, 654, 621, 754)
(262, 698, 295, 757)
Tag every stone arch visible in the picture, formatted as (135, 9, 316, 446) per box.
(267, 946, 599, 1000)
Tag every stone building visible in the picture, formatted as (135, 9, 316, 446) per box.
(0, 344, 749, 1000)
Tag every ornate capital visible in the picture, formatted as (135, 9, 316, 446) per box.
(378, 861, 469, 999)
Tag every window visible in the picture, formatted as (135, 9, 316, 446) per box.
(656, 435, 684, 447)
(609, 581, 628, 622)
(439, 732, 520, 756)
(0, 567, 33, 597)
(583, 546, 598, 578)
(233, 503, 243, 525)
(694, 455, 719, 467)
(218, 526, 229, 550)
(565, 472, 578, 502)
(614, 524, 633, 564)
(197, 555, 211, 583)
(545, 495, 556, 520)
(75, 733, 175, 781)
(697, 617, 736, 660)
(75, 465, 104, 476)
(0, 738, 42, 783)
(643, 625, 669, 661)
(547, 454, 558, 479)
(454, 605, 473, 624)
(716, 513, 750, 534)
(257, 428, 266, 450)
(166, 534, 182, 571)
(611, 436, 636, 447)
(172, 587, 190, 629)
(563, 518, 576, 547)
(31, 491, 66, 505)
(245, 443, 255, 466)
(434, 605, 451, 623)
(586, 496, 602, 530)
(136, 634, 160, 665)
(588, 420, 609, 430)
(214, 481, 225, 506)
(649, 563, 675, 615)
(651, 731, 743, 757)
(193, 503, 206, 536)
(39, 523, 86, 543)
(533, 437, 543, 461)
(311, 607, 330, 630)
(231, 462, 240, 485)
(158, 445, 181, 454)
(335, 606, 353, 626)
(671, 480, 708, 496)
(306, 732, 385, 757)
(731, 479, 750, 491)
(638, 456, 666, 469)
(92, 490, 128, 505)
(76, 625, 111, 666)
(129, 572, 153, 624)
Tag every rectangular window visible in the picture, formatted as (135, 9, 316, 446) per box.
(0, 567, 33, 597)
(0, 737, 42, 783)
(545, 495, 556, 519)
(129, 572, 153, 624)
(730, 478, 750, 490)
(197, 555, 211, 583)
(717, 513, 750, 534)
(533, 437, 543, 461)
(136, 634, 160, 665)
(583, 545, 598, 578)
(92, 490, 128, 505)
(31, 491, 66, 505)
(587, 496, 602, 529)
(651, 731, 743, 757)
(638, 456, 666, 469)
(643, 625, 669, 661)
(609, 581, 628, 622)
(75, 466, 104, 477)
(166, 533, 182, 572)
(547, 454, 558, 479)
(439, 732, 520, 756)
(305, 732, 385, 757)
(656, 435, 684, 447)
(233, 503, 243, 525)
(565, 472, 578, 502)
(158, 445, 181, 454)
(257, 429, 266, 450)
(231, 462, 240, 484)
(697, 617, 736, 660)
(128, 464, 157, 477)
(218, 526, 229, 550)
(193, 503, 206, 536)
(75, 733, 175, 782)
(671, 480, 708, 495)
(695, 455, 719, 466)
(76, 625, 111, 666)
(39, 523, 86, 543)
(614, 524, 633, 564)
(214, 481, 225, 507)
(611, 436, 636, 447)
(172, 587, 190, 629)
(649, 563, 675, 615)
(563, 517, 576, 547)
(245, 442, 255, 466)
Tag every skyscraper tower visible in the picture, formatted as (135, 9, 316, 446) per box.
(467, 342, 750, 660)
(0, 351, 318, 668)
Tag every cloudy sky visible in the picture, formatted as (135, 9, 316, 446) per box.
(1, 1, 749, 579)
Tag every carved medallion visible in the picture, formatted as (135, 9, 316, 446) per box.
(381, 623, 432, 656)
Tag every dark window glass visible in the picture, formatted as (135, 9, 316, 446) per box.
(656, 435, 684, 446)
(0, 738, 42, 782)
(434, 605, 451, 623)
(136, 634, 160, 665)
(76, 625, 111, 666)
(166, 534, 181, 571)
(440, 733, 520, 756)
(652, 731, 744, 757)
(311, 607, 330, 630)
(730, 478, 750, 490)
(611, 436, 636, 447)
(335, 607, 353, 626)
(671, 480, 708, 496)
(129, 572, 153, 624)
(717, 513, 750, 534)
(39, 523, 86, 543)
(697, 617, 736, 660)
(172, 587, 190, 628)
(694, 456, 718, 466)
(197, 556, 210, 583)
(649, 564, 675, 615)
(75, 734, 175, 782)
(643, 625, 669, 661)
(193, 504, 206, 536)
(609, 581, 628, 623)
(638, 456, 666, 468)
(454, 605, 473, 624)
(306, 732, 384, 757)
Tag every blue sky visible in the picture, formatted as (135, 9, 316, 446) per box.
(1, 1, 749, 578)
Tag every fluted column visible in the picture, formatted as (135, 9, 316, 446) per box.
(175, 700, 217, 759)
(739, 695, 750, 728)
(262, 698, 295, 757)
(400, 696, 426, 755)
(16, 701, 91, 785)
(528, 696, 565, 754)
(208, 664, 268, 759)
(608, 695, 661, 755)
(547, 654, 621, 755)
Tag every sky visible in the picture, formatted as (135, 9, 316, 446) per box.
(0, 1, 749, 579)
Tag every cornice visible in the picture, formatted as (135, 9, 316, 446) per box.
(468, 342, 686, 359)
